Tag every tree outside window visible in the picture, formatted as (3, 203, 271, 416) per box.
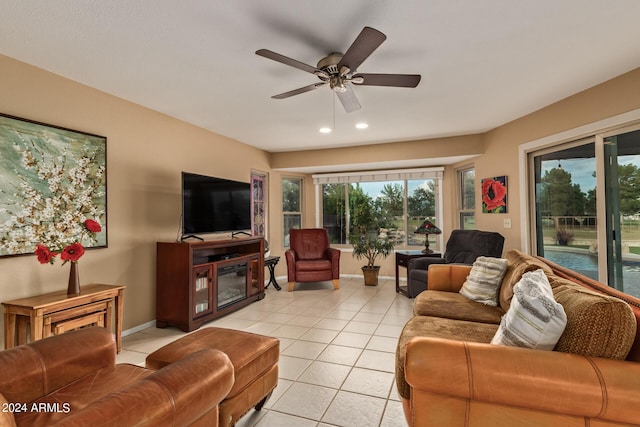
(282, 177, 302, 247)
(321, 178, 438, 247)
(459, 168, 475, 229)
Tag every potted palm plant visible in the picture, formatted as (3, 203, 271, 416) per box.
(350, 201, 394, 286)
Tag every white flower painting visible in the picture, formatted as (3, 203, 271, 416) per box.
(0, 114, 106, 257)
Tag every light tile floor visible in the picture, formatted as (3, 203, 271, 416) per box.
(116, 277, 413, 427)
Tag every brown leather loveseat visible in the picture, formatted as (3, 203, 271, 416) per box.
(0, 327, 234, 426)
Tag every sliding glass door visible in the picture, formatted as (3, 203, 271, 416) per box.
(530, 127, 640, 299)
(604, 128, 640, 297)
(532, 141, 599, 279)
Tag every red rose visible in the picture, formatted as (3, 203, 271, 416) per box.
(60, 242, 85, 262)
(482, 179, 507, 211)
(34, 244, 57, 264)
(84, 219, 102, 233)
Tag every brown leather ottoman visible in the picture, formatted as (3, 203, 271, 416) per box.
(146, 327, 279, 427)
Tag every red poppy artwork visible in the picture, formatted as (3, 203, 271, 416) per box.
(481, 176, 508, 213)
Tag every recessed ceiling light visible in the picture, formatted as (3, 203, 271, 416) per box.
(355, 122, 369, 129)
(319, 127, 332, 134)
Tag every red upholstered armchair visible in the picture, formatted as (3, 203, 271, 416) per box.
(285, 228, 340, 292)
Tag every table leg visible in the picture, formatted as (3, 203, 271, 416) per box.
(395, 255, 400, 293)
(17, 317, 27, 345)
(43, 317, 52, 338)
(105, 300, 114, 334)
(267, 264, 281, 290)
(115, 289, 124, 353)
(30, 309, 44, 343)
(4, 311, 16, 349)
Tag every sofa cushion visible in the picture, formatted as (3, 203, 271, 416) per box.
(499, 250, 553, 311)
(14, 364, 152, 426)
(413, 290, 504, 324)
(295, 259, 332, 271)
(550, 276, 637, 360)
(395, 315, 498, 399)
(491, 269, 567, 350)
(459, 256, 508, 306)
(0, 393, 16, 427)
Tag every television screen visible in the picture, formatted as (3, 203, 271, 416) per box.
(182, 172, 251, 235)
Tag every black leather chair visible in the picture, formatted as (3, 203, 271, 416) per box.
(406, 229, 505, 298)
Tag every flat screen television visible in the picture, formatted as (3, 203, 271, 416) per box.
(182, 172, 251, 236)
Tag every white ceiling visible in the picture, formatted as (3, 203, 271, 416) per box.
(2, 1, 640, 157)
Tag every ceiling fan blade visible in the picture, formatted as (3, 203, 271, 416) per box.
(352, 73, 421, 88)
(336, 85, 361, 113)
(337, 27, 386, 72)
(256, 49, 327, 77)
(272, 82, 326, 99)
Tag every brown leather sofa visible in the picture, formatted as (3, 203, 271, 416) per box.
(285, 228, 340, 291)
(396, 249, 640, 426)
(0, 327, 234, 426)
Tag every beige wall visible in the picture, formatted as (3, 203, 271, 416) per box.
(270, 134, 484, 170)
(0, 54, 271, 337)
(470, 67, 640, 252)
(2, 52, 639, 340)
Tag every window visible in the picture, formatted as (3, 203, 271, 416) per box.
(315, 168, 443, 248)
(322, 183, 346, 244)
(459, 168, 475, 229)
(282, 177, 302, 247)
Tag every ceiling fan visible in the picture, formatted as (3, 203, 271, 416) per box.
(256, 26, 421, 113)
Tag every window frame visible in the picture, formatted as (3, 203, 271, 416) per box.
(313, 167, 444, 250)
(457, 166, 476, 229)
(282, 176, 303, 248)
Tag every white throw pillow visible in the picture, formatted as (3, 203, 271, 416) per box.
(491, 269, 567, 350)
(459, 256, 509, 306)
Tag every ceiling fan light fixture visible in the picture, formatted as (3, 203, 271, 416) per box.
(329, 75, 347, 92)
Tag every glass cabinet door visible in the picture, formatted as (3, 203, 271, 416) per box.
(192, 265, 213, 318)
(247, 256, 261, 297)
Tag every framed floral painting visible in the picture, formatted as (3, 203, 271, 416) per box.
(0, 114, 107, 257)
(481, 175, 507, 213)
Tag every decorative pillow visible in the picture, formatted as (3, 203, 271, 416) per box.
(499, 250, 553, 312)
(491, 269, 567, 350)
(459, 256, 509, 306)
(550, 276, 636, 360)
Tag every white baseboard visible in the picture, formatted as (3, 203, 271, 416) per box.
(122, 319, 156, 337)
(124, 273, 400, 336)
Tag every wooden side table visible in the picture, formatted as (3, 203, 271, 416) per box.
(395, 250, 441, 297)
(2, 284, 125, 353)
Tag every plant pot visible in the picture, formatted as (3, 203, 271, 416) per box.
(361, 266, 380, 286)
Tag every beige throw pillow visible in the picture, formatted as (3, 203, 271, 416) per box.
(491, 269, 567, 350)
(459, 256, 509, 307)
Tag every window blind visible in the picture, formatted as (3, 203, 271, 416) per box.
(312, 167, 444, 184)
